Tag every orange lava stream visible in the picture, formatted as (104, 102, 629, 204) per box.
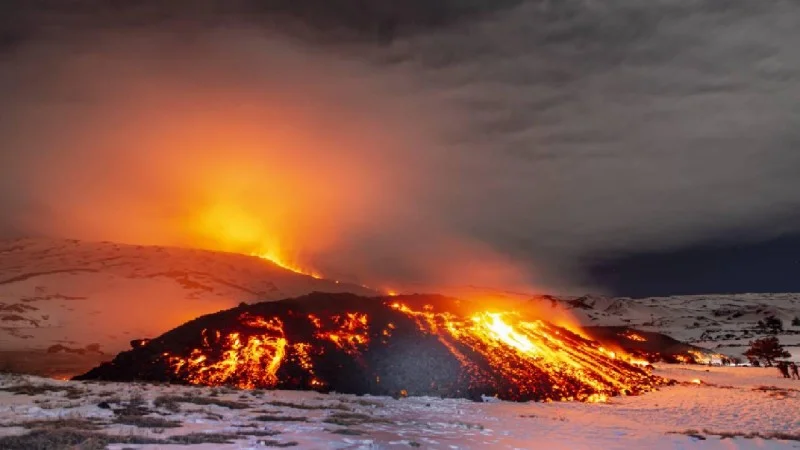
(310, 312, 370, 356)
(167, 315, 288, 390)
(390, 302, 660, 402)
(249, 251, 400, 297)
(621, 331, 648, 342)
(250, 250, 323, 279)
(165, 311, 374, 390)
(162, 302, 663, 401)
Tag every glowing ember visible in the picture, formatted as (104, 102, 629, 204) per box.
(78, 293, 669, 402)
(166, 315, 288, 389)
(311, 312, 370, 356)
(251, 250, 323, 279)
(250, 251, 397, 297)
(621, 331, 647, 342)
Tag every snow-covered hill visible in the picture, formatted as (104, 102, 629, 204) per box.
(547, 294, 800, 360)
(0, 238, 375, 374)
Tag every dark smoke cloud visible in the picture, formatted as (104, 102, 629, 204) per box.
(1, 1, 799, 294)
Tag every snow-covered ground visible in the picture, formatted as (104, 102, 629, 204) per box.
(0, 365, 798, 449)
(551, 294, 800, 360)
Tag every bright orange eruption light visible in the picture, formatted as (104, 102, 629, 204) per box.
(250, 250, 323, 279)
(389, 302, 659, 402)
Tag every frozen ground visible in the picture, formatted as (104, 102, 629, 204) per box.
(0, 365, 798, 449)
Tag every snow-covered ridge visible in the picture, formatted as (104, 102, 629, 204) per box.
(547, 293, 800, 359)
(0, 238, 375, 360)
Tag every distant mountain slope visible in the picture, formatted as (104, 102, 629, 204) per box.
(545, 293, 800, 360)
(0, 238, 375, 361)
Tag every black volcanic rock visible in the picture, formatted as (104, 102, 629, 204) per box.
(583, 326, 721, 364)
(76, 292, 667, 402)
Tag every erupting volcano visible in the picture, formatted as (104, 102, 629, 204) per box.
(76, 293, 668, 402)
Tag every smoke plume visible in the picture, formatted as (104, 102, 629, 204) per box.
(1, 0, 799, 294)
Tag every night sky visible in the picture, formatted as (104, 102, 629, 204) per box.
(587, 233, 800, 298)
(1, 1, 799, 298)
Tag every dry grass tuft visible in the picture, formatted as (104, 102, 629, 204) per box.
(265, 400, 350, 411)
(258, 440, 299, 447)
(236, 429, 281, 437)
(327, 427, 364, 435)
(752, 385, 799, 400)
(166, 432, 239, 444)
(671, 429, 800, 442)
(340, 398, 385, 408)
(0, 429, 161, 450)
(16, 417, 105, 431)
(322, 411, 392, 426)
(153, 394, 249, 410)
(0, 383, 84, 399)
(114, 415, 182, 428)
(254, 415, 308, 422)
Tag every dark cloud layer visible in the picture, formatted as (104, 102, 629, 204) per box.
(1, 1, 799, 294)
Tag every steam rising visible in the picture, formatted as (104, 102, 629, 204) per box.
(1, 1, 800, 294)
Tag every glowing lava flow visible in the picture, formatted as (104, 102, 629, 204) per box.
(164, 310, 376, 390)
(388, 302, 662, 402)
(151, 296, 666, 402)
(621, 330, 648, 342)
(249, 250, 400, 297)
(250, 250, 323, 279)
(310, 312, 370, 356)
(166, 313, 288, 389)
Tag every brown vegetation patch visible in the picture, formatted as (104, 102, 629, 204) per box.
(253, 415, 309, 422)
(0, 429, 161, 450)
(265, 400, 350, 411)
(113, 415, 182, 428)
(0, 383, 84, 399)
(671, 429, 800, 441)
(15, 418, 105, 431)
(322, 411, 392, 426)
(153, 394, 249, 410)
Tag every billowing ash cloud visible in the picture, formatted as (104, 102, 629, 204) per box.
(1, 0, 799, 294)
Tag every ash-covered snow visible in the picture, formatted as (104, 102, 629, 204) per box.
(1, 365, 798, 449)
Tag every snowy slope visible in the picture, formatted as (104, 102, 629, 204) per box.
(547, 294, 800, 360)
(0, 238, 375, 374)
(0, 365, 798, 449)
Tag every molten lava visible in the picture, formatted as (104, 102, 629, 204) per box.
(77, 293, 669, 402)
(622, 331, 648, 342)
(250, 250, 323, 279)
(387, 302, 659, 402)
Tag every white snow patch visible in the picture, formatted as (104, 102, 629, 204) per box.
(0, 365, 798, 449)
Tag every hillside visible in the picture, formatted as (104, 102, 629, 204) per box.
(549, 294, 800, 360)
(0, 238, 374, 376)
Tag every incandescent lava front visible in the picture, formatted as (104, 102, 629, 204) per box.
(76, 293, 669, 402)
